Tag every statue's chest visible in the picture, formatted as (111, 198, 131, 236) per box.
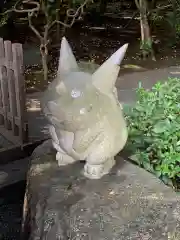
(73, 126, 101, 153)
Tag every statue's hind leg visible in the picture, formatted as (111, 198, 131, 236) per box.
(84, 157, 115, 179)
(83, 143, 116, 179)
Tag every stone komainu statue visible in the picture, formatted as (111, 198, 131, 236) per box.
(41, 37, 128, 179)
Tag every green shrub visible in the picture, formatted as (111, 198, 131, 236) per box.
(124, 78, 180, 190)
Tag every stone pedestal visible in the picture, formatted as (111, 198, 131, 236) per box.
(22, 153, 180, 240)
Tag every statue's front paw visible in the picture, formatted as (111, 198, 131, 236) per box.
(83, 164, 103, 179)
(83, 158, 115, 179)
(56, 152, 76, 166)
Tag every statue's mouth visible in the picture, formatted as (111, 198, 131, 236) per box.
(45, 113, 65, 127)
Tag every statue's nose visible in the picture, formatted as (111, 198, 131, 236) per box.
(46, 101, 66, 121)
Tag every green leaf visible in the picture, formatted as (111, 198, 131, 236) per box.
(152, 119, 171, 133)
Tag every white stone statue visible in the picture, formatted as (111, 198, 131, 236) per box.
(41, 37, 128, 179)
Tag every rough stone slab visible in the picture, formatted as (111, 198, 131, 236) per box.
(22, 154, 180, 240)
(0, 157, 29, 189)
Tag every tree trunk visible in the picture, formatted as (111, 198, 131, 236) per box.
(56, 10, 61, 42)
(42, 53, 48, 83)
(136, 0, 155, 60)
(40, 45, 48, 86)
(99, 0, 108, 14)
(56, 0, 61, 42)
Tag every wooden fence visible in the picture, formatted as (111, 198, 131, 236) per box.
(0, 38, 28, 144)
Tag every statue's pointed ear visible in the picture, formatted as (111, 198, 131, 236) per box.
(57, 37, 79, 76)
(92, 43, 128, 94)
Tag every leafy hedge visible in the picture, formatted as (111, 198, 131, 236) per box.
(124, 78, 180, 190)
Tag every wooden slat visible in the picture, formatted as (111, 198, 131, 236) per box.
(0, 58, 13, 69)
(12, 43, 28, 143)
(4, 41, 17, 135)
(0, 38, 5, 125)
(0, 66, 8, 128)
(0, 38, 28, 144)
(0, 108, 4, 115)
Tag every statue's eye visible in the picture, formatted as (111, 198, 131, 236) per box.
(87, 104, 93, 112)
(71, 89, 81, 98)
(79, 105, 92, 115)
(80, 108, 86, 115)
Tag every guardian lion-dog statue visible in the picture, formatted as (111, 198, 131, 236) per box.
(41, 37, 128, 179)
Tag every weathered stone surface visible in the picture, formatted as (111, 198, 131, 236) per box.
(22, 154, 180, 240)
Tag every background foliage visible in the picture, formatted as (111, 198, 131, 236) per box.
(124, 78, 180, 190)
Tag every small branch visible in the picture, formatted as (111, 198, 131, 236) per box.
(2, 0, 40, 15)
(66, 0, 93, 19)
(11, 0, 42, 41)
(41, 0, 49, 20)
(147, 4, 172, 16)
(48, 0, 93, 30)
(48, 19, 72, 30)
(135, 0, 140, 9)
(151, 4, 172, 12)
(123, 10, 139, 29)
(1, 0, 22, 15)
(61, 15, 69, 36)
(14, 0, 40, 13)
(28, 12, 43, 40)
